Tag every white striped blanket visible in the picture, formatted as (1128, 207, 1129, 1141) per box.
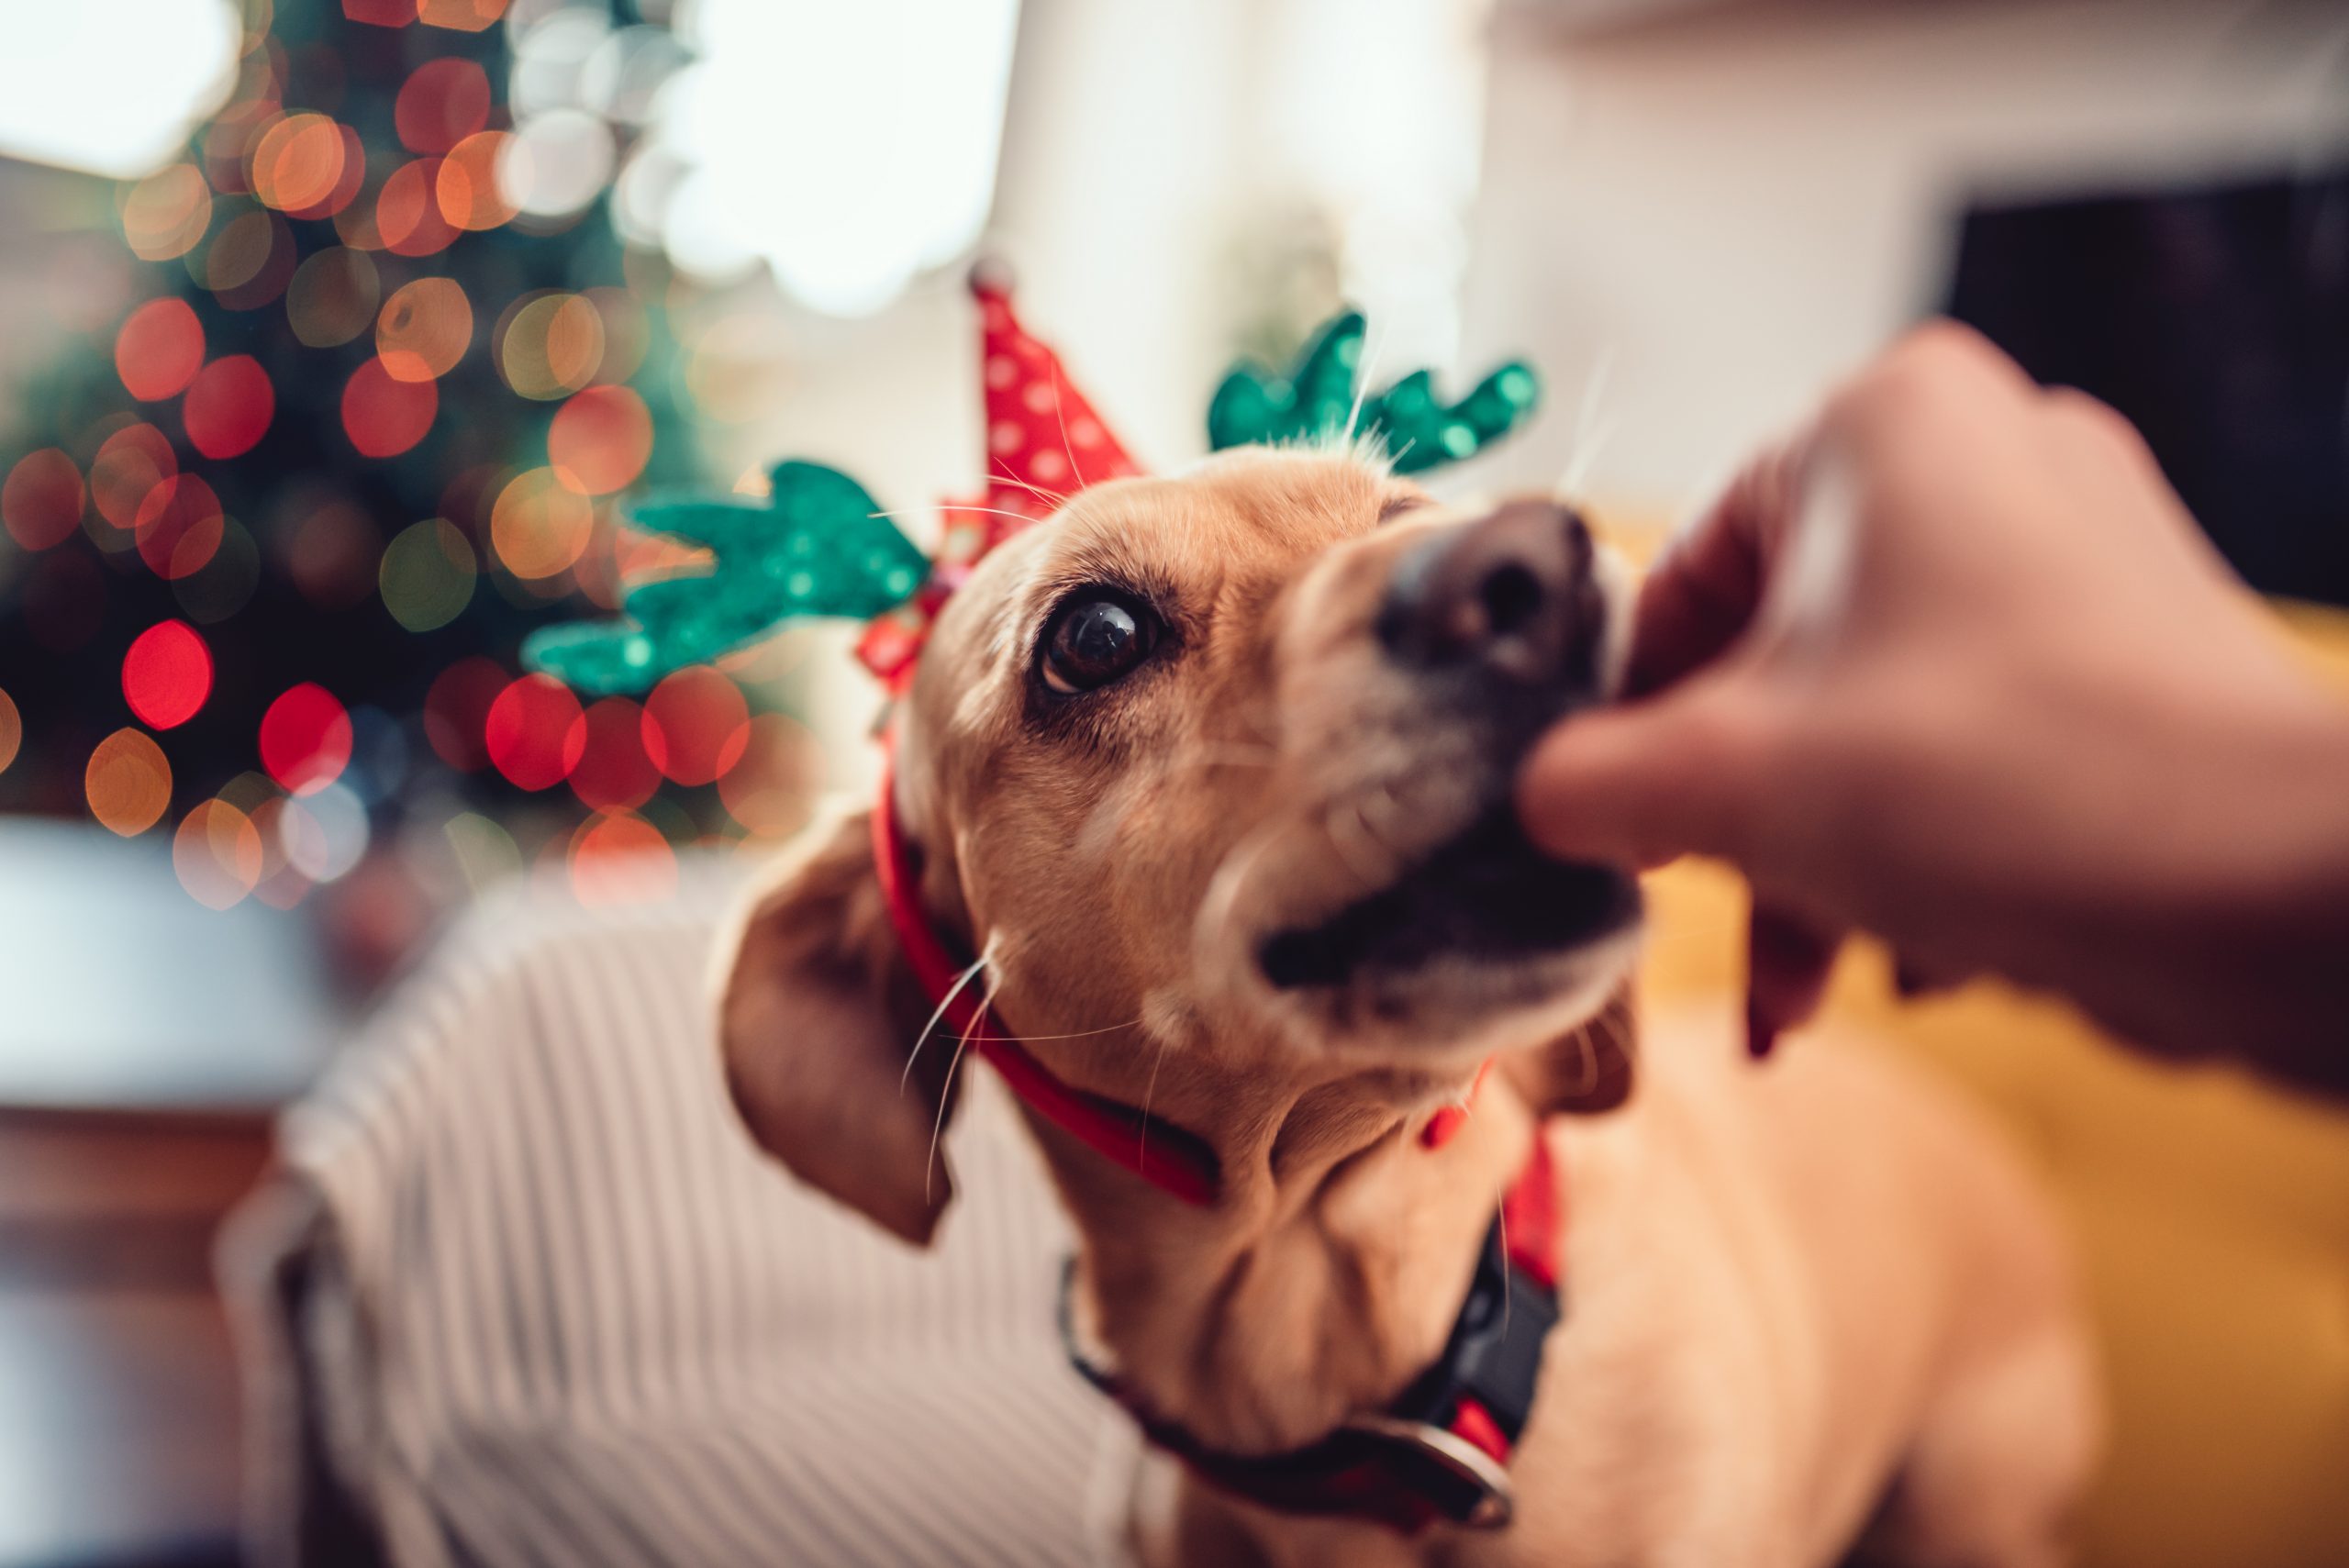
(222, 864, 1136, 1568)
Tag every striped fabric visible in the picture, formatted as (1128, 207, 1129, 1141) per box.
(221, 862, 1137, 1568)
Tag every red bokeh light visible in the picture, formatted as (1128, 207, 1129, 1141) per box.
(485, 674, 586, 791)
(422, 656, 509, 771)
(343, 0, 412, 27)
(570, 696, 660, 812)
(134, 473, 224, 580)
(3, 449, 84, 550)
(641, 667, 751, 787)
(183, 355, 274, 460)
(122, 620, 214, 729)
(260, 683, 354, 795)
(395, 59, 490, 153)
(548, 385, 652, 495)
(341, 356, 438, 457)
(115, 299, 205, 401)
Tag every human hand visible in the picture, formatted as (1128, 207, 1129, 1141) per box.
(1519, 324, 2349, 1082)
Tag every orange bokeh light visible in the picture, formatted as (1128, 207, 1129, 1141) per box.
(568, 811, 677, 906)
(435, 130, 517, 232)
(377, 157, 458, 258)
(174, 798, 265, 911)
(120, 165, 213, 261)
(3, 449, 84, 550)
(375, 276, 473, 381)
(489, 466, 594, 579)
(115, 298, 206, 401)
(641, 667, 751, 787)
(250, 113, 347, 213)
(417, 0, 508, 33)
(548, 384, 652, 495)
(0, 688, 18, 778)
(340, 356, 438, 457)
(86, 728, 173, 837)
(183, 355, 275, 460)
(284, 124, 367, 221)
(90, 423, 177, 531)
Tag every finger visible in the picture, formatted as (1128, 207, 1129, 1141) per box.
(1745, 901, 1838, 1059)
(1515, 680, 1767, 870)
(1625, 442, 1808, 696)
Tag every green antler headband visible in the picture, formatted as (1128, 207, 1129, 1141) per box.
(1206, 311, 1541, 473)
(523, 284, 1544, 697)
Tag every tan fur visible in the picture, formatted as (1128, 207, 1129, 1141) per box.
(719, 449, 2099, 1566)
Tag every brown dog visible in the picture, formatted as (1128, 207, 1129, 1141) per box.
(718, 446, 2099, 1567)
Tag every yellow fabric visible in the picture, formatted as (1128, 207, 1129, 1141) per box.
(1630, 598, 2349, 1567)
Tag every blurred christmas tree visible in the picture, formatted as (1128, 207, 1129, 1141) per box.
(0, 0, 807, 919)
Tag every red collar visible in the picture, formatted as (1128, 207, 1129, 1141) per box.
(873, 750, 1567, 1531)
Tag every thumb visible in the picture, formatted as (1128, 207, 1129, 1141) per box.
(1513, 681, 1769, 870)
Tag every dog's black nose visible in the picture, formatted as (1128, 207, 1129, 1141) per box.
(1375, 500, 1599, 686)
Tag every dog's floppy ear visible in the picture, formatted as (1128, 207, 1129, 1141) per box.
(1504, 984, 1636, 1116)
(718, 807, 962, 1246)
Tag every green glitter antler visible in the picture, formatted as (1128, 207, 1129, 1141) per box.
(523, 460, 929, 697)
(1206, 310, 1541, 474)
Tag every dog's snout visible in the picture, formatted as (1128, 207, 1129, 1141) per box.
(1375, 500, 1598, 685)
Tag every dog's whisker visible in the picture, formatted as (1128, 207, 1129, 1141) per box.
(1137, 1028, 1174, 1173)
(1014, 1017, 1148, 1041)
(991, 460, 1070, 509)
(1342, 320, 1389, 447)
(903, 945, 995, 1094)
(870, 504, 1065, 532)
(1557, 347, 1619, 501)
(1050, 367, 1090, 491)
(926, 964, 1001, 1202)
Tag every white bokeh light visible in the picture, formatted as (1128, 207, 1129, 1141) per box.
(0, 0, 239, 178)
(651, 0, 1023, 315)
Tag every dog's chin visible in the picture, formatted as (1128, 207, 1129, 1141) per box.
(1249, 804, 1642, 1048)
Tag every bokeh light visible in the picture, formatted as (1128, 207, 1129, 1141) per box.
(583, 285, 648, 384)
(119, 164, 213, 261)
(85, 728, 173, 837)
(284, 125, 369, 221)
(283, 496, 380, 607)
(377, 156, 459, 257)
(285, 246, 381, 346)
(489, 464, 593, 578)
(568, 810, 676, 906)
(121, 619, 214, 729)
(90, 422, 175, 532)
(173, 798, 265, 911)
(259, 683, 353, 795)
(496, 290, 602, 399)
(340, 355, 437, 456)
(250, 113, 348, 213)
(484, 673, 585, 789)
(0, 689, 17, 777)
(436, 129, 518, 230)
(498, 107, 614, 220)
(3, 449, 84, 550)
(419, 0, 507, 33)
(569, 695, 658, 812)
(133, 473, 225, 580)
(182, 355, 275, 459)
(547, 384, 651, 494)
(641, 667, 750, 787)
(115, 298, 206, 401)
(718, 711, 821, 838)
(375, 276, 473, 380)
(282, 783, 369, 883)
(174, 515, 262, 624)
(379, 517, 477, 630)
(423, 656, 508, 771)
(342, 0, 413, 30)
(395, 58, 490, 152)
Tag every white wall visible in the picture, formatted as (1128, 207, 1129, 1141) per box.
(1461, 0, 2349, 521)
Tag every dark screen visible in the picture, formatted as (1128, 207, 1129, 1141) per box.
(1945, 166, 2349, 608)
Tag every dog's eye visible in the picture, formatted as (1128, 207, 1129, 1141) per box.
(1040, 591, 1161, 694)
